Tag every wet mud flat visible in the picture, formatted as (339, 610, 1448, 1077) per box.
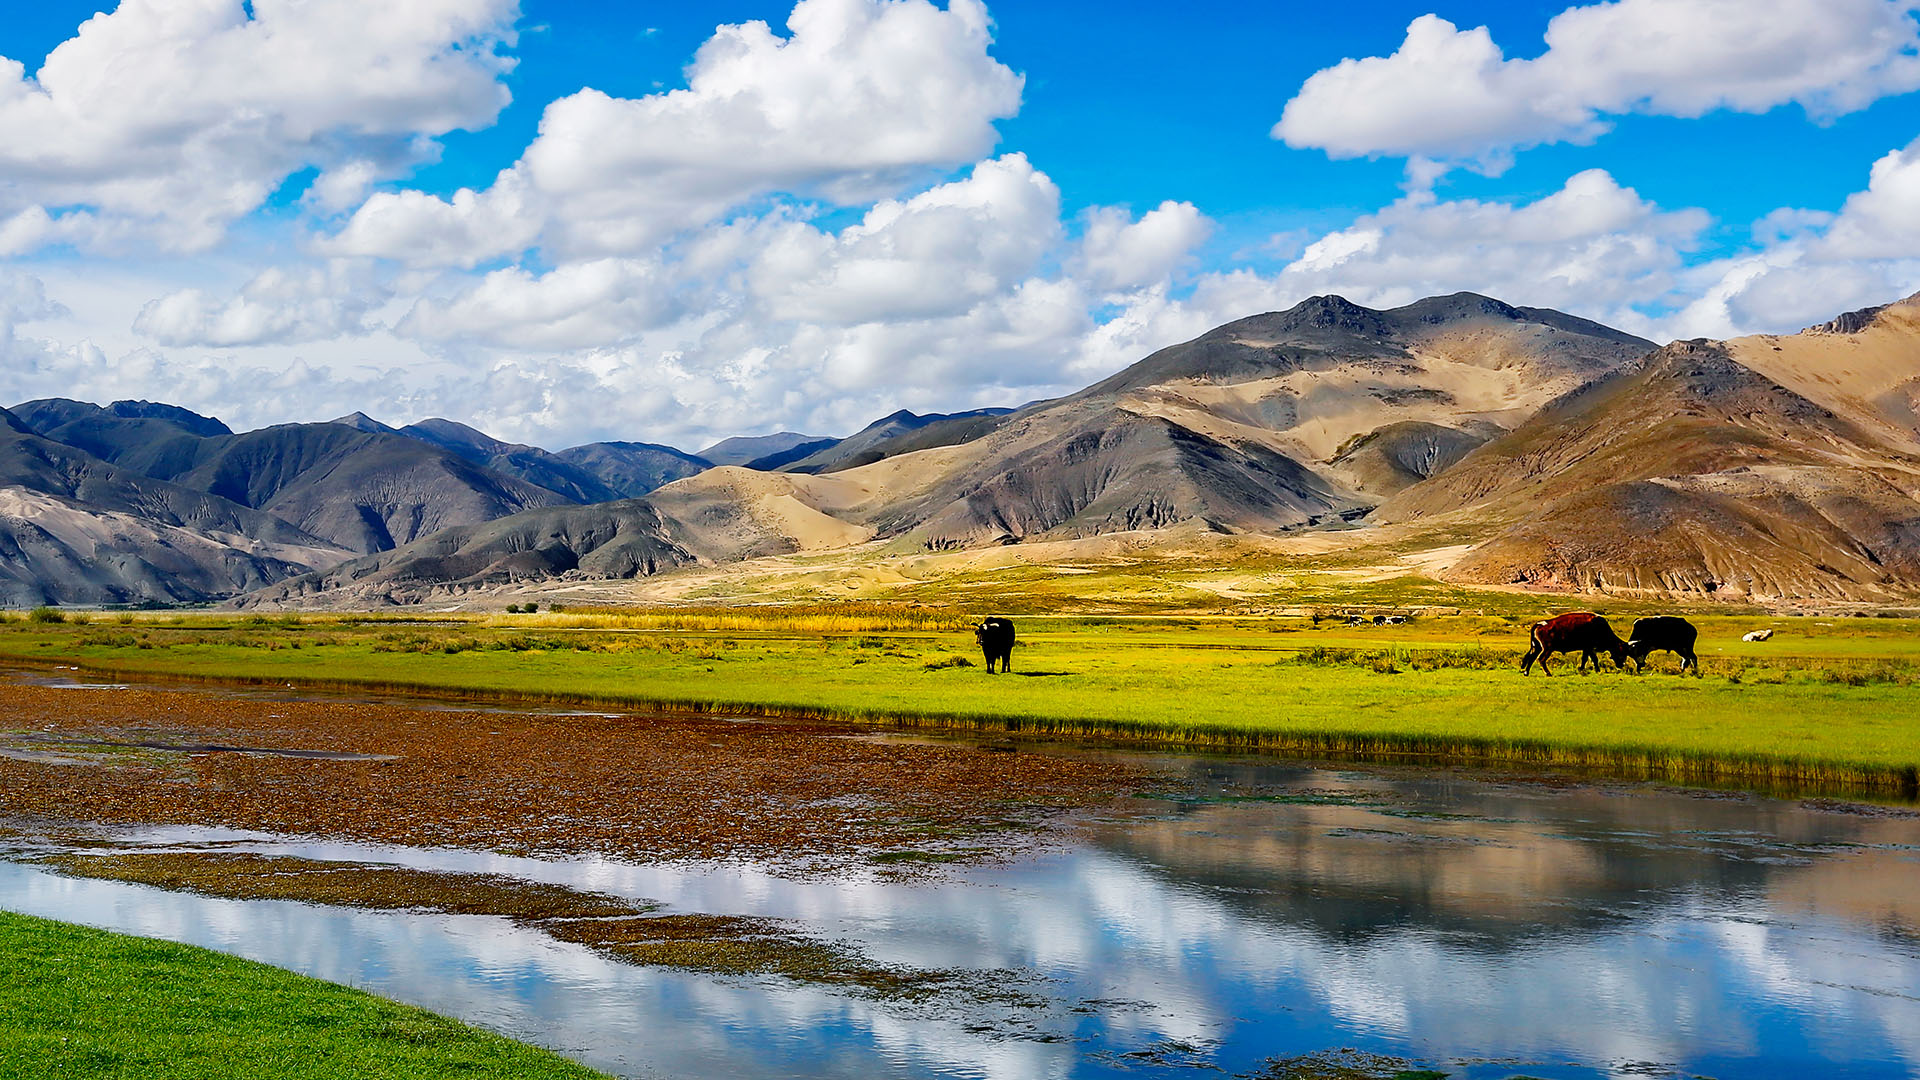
(0, 672, 1166, 1022)
(0, 674, 1152, 869)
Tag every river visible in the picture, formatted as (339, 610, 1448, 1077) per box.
(3, 696, 1918, 1078)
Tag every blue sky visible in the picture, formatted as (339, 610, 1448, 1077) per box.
(4, 0, 1920, 449)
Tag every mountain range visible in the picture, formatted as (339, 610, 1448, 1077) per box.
(8, 290, 1920, 608)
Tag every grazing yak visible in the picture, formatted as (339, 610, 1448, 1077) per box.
(1521, 612, 1630, 675)
(974, 617, 1016, 673)
(1743, 629, 1774, 642)
(1627, 615, 1699, 675)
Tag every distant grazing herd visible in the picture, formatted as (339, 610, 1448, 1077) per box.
(970, 611, 1753, 677)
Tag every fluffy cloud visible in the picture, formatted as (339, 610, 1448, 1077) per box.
(1652, 139, 1920, 337)
(1276, 0, 1920, 169)
(321, 0, 1023, 267)
(0, 0, 518, 253)
(741, 153, 1061, 325)
(0, 271, 66, 329)
(98, 152, 1217, 448)
(1212, 169, 1710, 327)
(1817, 137, 1920, 258)
(395, 258, 684, 350)
(1073, 201, 1211, 293)
(133, 263, 388, 347)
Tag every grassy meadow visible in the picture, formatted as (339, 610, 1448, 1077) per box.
(0, 911, 609, 1080)
(1, 605, 1917, 792)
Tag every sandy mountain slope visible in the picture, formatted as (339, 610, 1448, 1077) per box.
(242, 467, 880, 608)
(820, 292, 1652, 548)
(0, 487, 341, 607)
(1723, 294, 1920, 455)
(645, 467, 876, 559)
(1378, 332, 1920, 600)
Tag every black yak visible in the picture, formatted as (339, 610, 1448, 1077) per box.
(974, 617, 1015, 673)
(1627, 616, 1699, 675)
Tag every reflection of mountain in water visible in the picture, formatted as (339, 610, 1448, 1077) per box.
(1084, 762, 1920, 948)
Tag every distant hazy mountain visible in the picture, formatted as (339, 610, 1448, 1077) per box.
(16, 398, 232, 439)
(778, 408, 1016, 474)
(13, 401, 572, 554)
(390, 417, 625, 504)
(698, 431, 834, 468)
(741, 439, 839, 471)
(330, 413, 710, 501)
(549, 441, 712, 498)
(330, 411, 398, 435)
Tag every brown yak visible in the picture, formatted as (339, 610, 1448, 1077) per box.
(1520, 612, 1630, 675)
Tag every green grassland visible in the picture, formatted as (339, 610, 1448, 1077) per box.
(1, 608, 1917, 792)
(0, 911, 609, 1080)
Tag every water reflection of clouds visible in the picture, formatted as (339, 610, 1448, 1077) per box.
(7, 776, 1920, 1079)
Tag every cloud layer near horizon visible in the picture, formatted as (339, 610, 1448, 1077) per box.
(2, 0, 1919, 451)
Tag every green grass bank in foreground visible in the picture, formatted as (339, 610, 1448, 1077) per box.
(1, 612, 1917, 793)
(0, 911, 610, 1080)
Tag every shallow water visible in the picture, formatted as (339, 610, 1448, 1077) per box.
(7, 746, 1920, 1078)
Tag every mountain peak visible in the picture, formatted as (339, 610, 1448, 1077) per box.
(104, 400, 231, 437)
(868, 409, 923, 428)
(1389, 292, 1524, 325)
(331, 411, 396, 434)
(1277, 294, 1392, 334)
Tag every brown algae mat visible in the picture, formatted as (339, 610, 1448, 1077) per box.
(0, 679, 1153, 868)
(32, 851, 1025, 998)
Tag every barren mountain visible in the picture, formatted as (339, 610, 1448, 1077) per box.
(330, 413, 712, 500)
(0, 410, 348, 605)
(13, 401, 572, 555)
(245, 500, 697, 608)
(778, 408, 1015, 474)
(389, 418, 625, 503)
(1379, 302, 1920, 600)
(249, 292, 1657, 604)
(839, 292, 1652, 548)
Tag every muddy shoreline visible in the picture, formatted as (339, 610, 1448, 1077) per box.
(0, 674, 1154, 872)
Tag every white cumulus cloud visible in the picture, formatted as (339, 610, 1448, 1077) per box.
(1073, 201, 1212, 293)
(1218, 169, 1710, 327)
(321, 0, 1024, 267)
(0, 0, 518, 253)
(1275, 0, 1920, 170)
(133, 262, 388, 347)
(396, 258, 685, 350)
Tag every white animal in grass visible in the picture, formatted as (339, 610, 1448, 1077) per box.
(1742, 629, 1774, 642)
